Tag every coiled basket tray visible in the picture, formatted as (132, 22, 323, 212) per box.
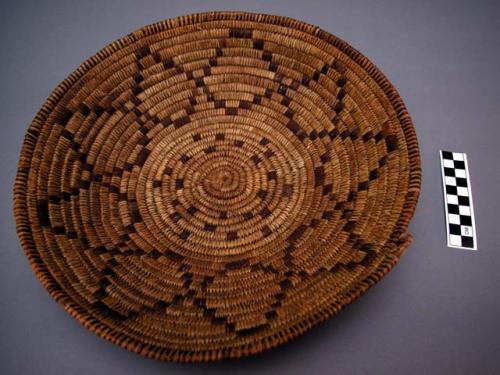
(14, 11, 421, 362)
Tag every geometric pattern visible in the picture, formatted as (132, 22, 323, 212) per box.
(440, 150, 477, 250)
(14, 12, 421, 361)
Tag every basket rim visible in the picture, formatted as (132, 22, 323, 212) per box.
(13, 10, 421, 362)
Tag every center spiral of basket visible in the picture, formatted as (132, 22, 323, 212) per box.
(134, 113, 310, 258)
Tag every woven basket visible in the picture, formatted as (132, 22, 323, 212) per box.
(14, 11, 421, 362)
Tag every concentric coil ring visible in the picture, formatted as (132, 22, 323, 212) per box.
(14, 12, 421, 362)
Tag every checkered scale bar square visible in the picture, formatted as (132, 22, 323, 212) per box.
(440, 150, 477, 250)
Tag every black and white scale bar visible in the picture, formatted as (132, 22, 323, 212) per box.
(440, 150, 477, 250)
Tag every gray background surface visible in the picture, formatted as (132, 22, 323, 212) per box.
(1, 0, 499, 374)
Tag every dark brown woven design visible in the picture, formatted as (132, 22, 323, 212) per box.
(14, 11, 421, 362)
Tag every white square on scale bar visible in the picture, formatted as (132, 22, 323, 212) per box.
(461, 226, 473, 237)
(455, 169, 466, 178)
(449, 214, 460, 224)
(459, 206, 471, 216)
(443, 159, 454, 168)
(457, 187, 469, 196)
(445, 176, 456, 186)
(453, 153, 464, 161)
(447, 195, 458, 204)
(449, 234, 462, 246)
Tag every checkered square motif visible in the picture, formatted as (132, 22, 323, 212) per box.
(440, 150, 477, 250)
